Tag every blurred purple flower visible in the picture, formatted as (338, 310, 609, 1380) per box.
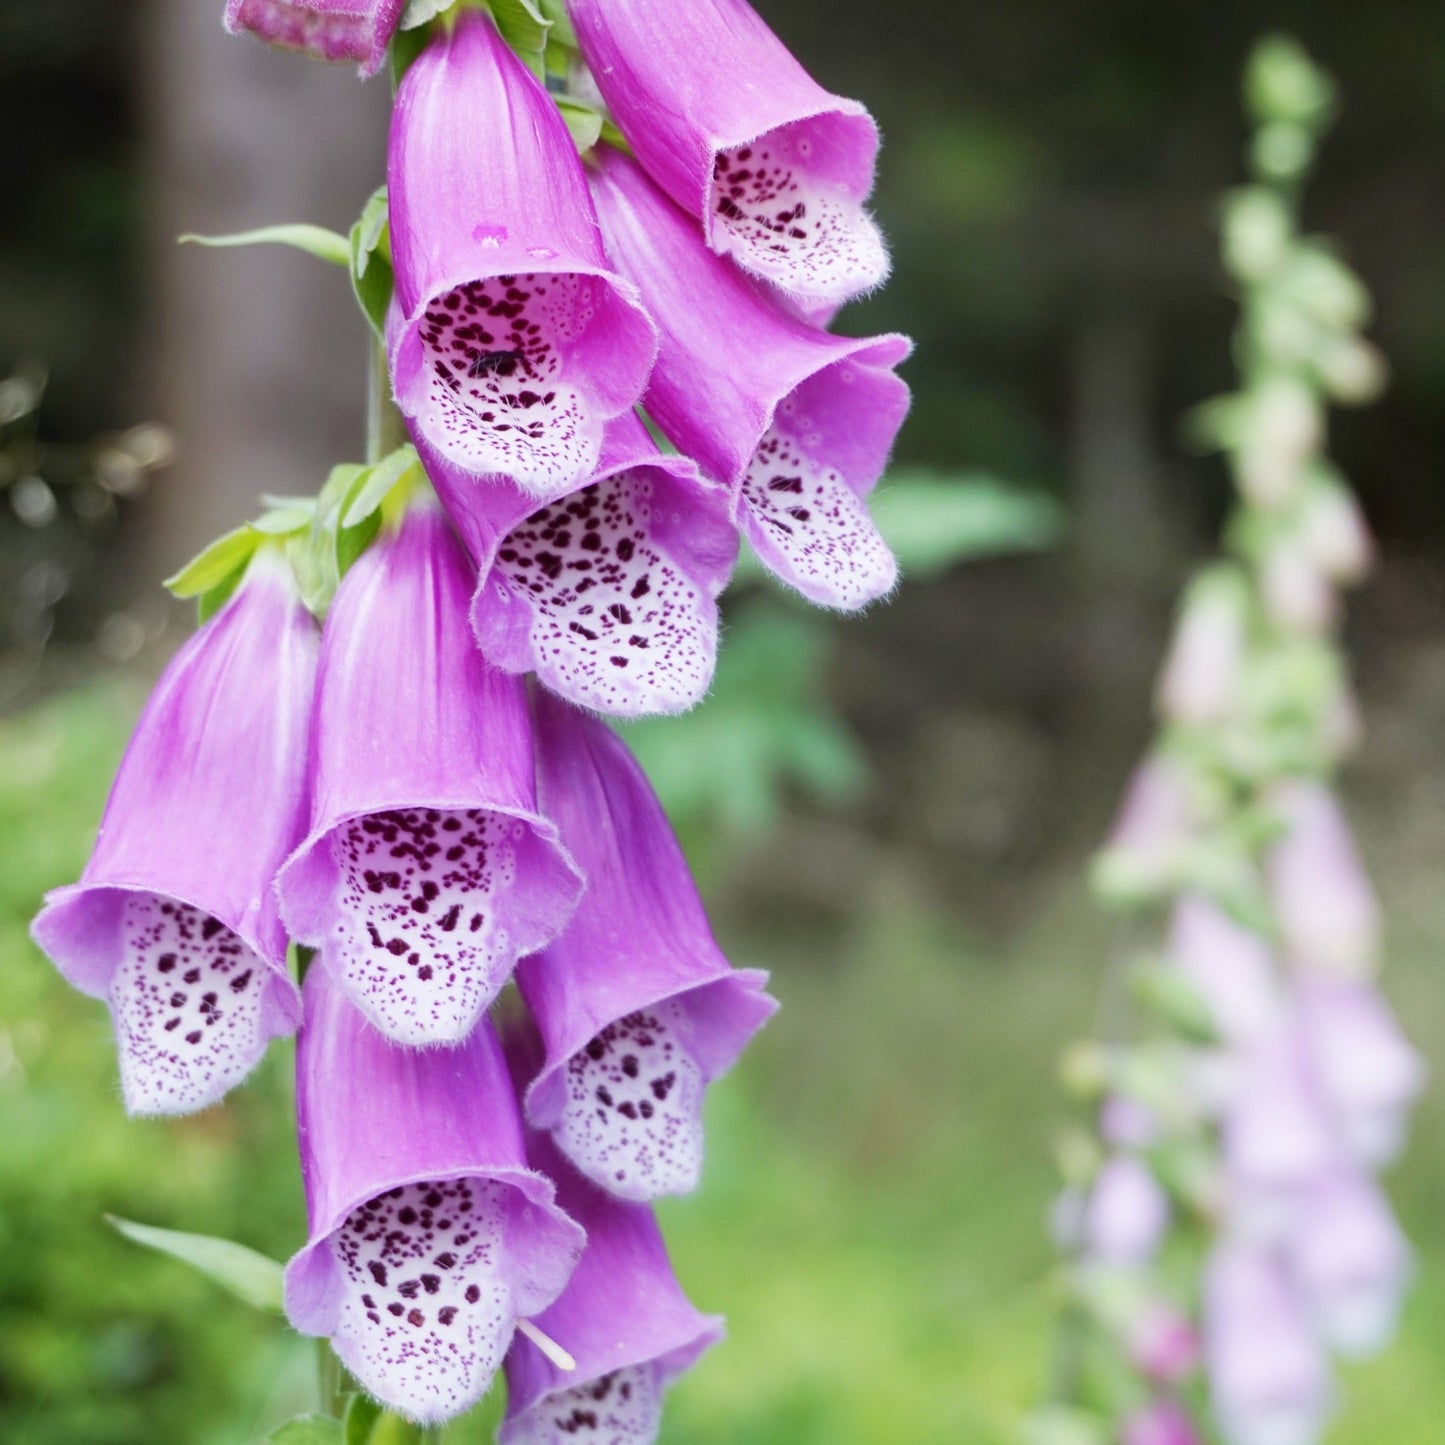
(516, 690, 776, 1200)
(588, 147, 909, 610)
(276, 500, 582, 1046)
(1128, 1304, 1200, 1387)
(1168, 894, 1283, 1047)
(1155, 572, 1247, 726)
(32, 547, 315, 1115)
(387, 12, 655, 491)
(223, 0, 404, 75)
(568, 0, 888, 304)
(1083, 1155, 1170, 1266)
(284, 965, 584, 1424)
(1121, 1398, 1201, 1445)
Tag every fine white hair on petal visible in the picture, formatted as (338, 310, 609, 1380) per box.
(510, 1363, 662, 1445)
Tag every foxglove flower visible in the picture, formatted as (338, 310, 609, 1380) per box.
(1266, 781, 1379, 977)
(1128, 1304, 1200, 1387)
(501, 1129, 722, 1445)
(1082, 1155, 1170, 1266)
(387, 12, 655, 493)
(284, 965, 584, 1424)
(568, 0, 888, 305)
(1122, 1399, 1201, 1445)
(1155, 570, 1248, 726)
(276, 499, 582, 1045)
(588, 147, 910, 610)
(1287, 1169, 1411, 1359)
(1168, 895, 1283, 1047)
(31, 547, 314, 1114)
(223, 0, 403, 75)
(411, 408, 736, 717)
(517, 690, 776, 1200)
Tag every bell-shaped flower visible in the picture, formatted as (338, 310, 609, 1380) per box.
(223, 0, 403, 75)
(1204, 1240, 1332, 1445)
(500, 1128, 722, 1444)
(276, 498, 582, 1046)
(1293, 977, 1423, 1169)
(1168, 894, 1283, 1047)
(587, 147, 909, 611)
(387, 11, 656, 492)
(32, 547, 315, 1115)
(1082, 1155, 1169, 1266)
(1286, 1169, 1411, 1359)
(283, 965, 585, 1424)
(1121, 1399, 1201, 1445)
(1267, 781, 1379, 977)
(411, 409, 736, 718)
(1128, 1303, 1200, 1387)
(568, 0, 888, 305)
(1155, 568, 1248, 726)
(517, 690, 777, 1200)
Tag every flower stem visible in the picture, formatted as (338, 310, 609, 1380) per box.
(367, 334, 407, 465)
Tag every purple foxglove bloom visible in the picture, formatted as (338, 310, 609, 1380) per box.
(1128, 1304, 1200, 1387)
(276, 500, 582, 1046)
(410, 408, 736, 718)
(587, 147, 910, 611)
(284, 966, 584, 1424)
(1083, 1155, 1169, 1266)
(1095, 755, 1195, 898)
(1121, 1399, 1201, 1445)
(1204, 1241, 1332, 1445)
(223, 0, 403, 75)
(516, 690, 776, 1200)
(1168, 895, 1283, 1047)
(1287, 1170, 1410, 1359)
(1266, 781, 1379, 977)
(1155, 573, 1247, 726)
(1294, 977, 1424, 1168)
(568, 0, 888, 305)
(500, 1130, 722, 1445)
(387, 12, 656, 493)
(31, 547, 314, 1115)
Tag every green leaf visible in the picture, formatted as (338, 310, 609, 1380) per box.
(106, 1215, 284, 1313)
(867, 470, 1064, 579)
(179, 224, 350, 268)
(350, 187, 394, 341)
(268, 1417, 345, 1445)
(554, 96, 605, 155)
(341, 446, 419, 528)
(486, 0, 551, 76)
(252, 502, 317, 536)
(163, 525, 261, 599)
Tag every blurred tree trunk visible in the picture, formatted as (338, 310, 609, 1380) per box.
(138, 0, 388, 580)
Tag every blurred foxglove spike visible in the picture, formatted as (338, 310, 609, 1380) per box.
(31, 547, 315, 1114)
(387, 12, 656, 492)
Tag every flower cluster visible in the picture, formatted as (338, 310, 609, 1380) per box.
(35, 0, 908, 1433)
(1034, 39, 1419, 1445)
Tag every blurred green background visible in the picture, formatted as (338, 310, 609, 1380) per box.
(3, 2, 1445, 1442)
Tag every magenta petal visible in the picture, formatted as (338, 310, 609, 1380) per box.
(413, 410, 737, 718)
(276, 503, 582, 1046)
(283, 967, 584, 1425)
(31, 549, 315, 1115)
(387, 13, 656, 491)
(568, 0, 887, 303)
(500, 1130, 722, 1444)
(588, 149, 909, 609)
(223, 0, 404, 75)
(518, 691, 777, 1200)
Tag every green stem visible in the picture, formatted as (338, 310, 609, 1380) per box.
(316, 1338, 347, 1418)
(367, 335, 408, 465)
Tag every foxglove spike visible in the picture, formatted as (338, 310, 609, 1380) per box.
(284, 966, 585, 1425)
(1204, 1241, 1333, 1445)
(1287, 1170, 1411, 1359)
(518, 690, 777, 1200)
(31, 547, 314, 1115)
(568, 0, 888, 304)
(410, 408, 736, 718)
(387, 12, 656, 493)
(500, 1126, 722, 1445)
(223, 0, 403, 75)
(587, 148, 909, 611)
(276, 500, 582, 1046)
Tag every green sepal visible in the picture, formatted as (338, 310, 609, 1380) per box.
(106, 1214, 285, 1313)
(179, 224, 350, 268)
(350, 187, 394, 342)
(554, 96, 605, 155)
(268, 1417, 346, 1444)
(164, 525, 261, 599)
(535, 0, 576, 47)
(291, 463, 370, 618)
(485, 0, 552, 76)
(341, 446, 420, 528)
(343, 1393, 427, 1445)
(252, 502, 318, 536)
(1130, 962, 1219, 1044)
(399, 0, 457, 28)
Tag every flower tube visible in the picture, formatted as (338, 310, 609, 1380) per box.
(588, 147, 909, 610)
(276, 499, 582, 1046)
(500, 1127, 722, 1445)
(568, 0, 888, 304)
(388, 11, 656, 491)
(223, 0, 404, 75)
(283, 965, 584, 1424)
(31, 547, 315, 1114)
(411, 408, 737, 718)
(518, 690, 777, 1200)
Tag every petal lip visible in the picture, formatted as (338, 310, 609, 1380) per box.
(224, 0, 405, 76)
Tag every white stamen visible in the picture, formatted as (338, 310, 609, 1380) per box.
(517, 1318, 576, 1371)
